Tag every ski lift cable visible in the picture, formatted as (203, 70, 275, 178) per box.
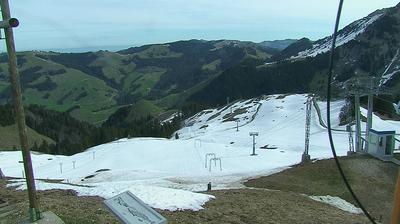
(326, 0, 377, 223)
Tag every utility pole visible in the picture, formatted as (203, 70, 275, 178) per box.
(354, 93, 362, 152)
(345, 77, 380, 153)
(302, 96, 312, 163)
(0, 0, 41, 221)
(249, 132, 259, 156)
(365, 79, 374, 152)
(346, 124, 355, 155)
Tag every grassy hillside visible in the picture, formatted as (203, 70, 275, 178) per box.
(0, 124, 55, 150)
(0, 40, 275, 125)
(0, 52, 120, 124)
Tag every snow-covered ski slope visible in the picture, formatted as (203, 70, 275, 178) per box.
(1, 94, 399, 211)
(294, 11, 384, 58)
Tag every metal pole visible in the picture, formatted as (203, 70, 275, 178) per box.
(365, 90, 373, 152)
(304, 97, 312, 155)
(302, 97, 312, 163)
(347, 124, 354, 153)
(252, 135, 256, 155)
(0, 0, 40, 221)
(354, 93, 362, 152)
(249, 132, 258, 156)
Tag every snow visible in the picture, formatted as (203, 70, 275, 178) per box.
(395, 102, 400, 115)
(294, 12, 384, 59)
(309, 195, 363, 214)
(8, 179, 214, 211)
(160, 112, 180, 124)
(380, 48, 400, 86)
(1, 94, 400, 211)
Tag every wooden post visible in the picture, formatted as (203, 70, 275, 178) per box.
(392, 170, 400, 224)
(0, 0, 40, 221)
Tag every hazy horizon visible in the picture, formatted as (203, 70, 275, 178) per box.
(23, 38, 297, 53)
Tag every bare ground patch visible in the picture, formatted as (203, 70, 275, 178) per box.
(0, 177, 368, 224)
(245, 154, 397, 223)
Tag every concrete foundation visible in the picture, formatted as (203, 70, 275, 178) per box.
(347, 151, 356, 156)
(301, 153, 311, 163)
(22, 211, 64, 224)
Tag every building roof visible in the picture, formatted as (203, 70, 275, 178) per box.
(370, 129, 396, 135)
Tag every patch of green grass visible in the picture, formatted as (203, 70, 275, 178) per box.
(122, 67, 166, 97)
(22, 52, 65, 71)
(89, 51, 133, 84)
(0, 52, 120, 124)
(70, 105, 123, 125)
(0, 81, 8, 93)
(0, 124, 55, 150)
(21, 68, 119, 124)
(134, 45, 183, 59)
(157, 79, 210, 108)
(202, 59, 221, 71)
(126, 100, 163, 122)
(133, 70, 165, 96)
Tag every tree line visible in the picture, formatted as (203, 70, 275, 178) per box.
(0, 104, 183, 156)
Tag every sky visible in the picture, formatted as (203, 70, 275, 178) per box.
(0, 0, 398, 52)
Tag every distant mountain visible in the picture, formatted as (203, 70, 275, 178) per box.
(258, 39, 298, 51)
(0, 39, 276, 124)
(272, 38, 313, 61)
(188, 3, 400, 106)
(293, 9, 386, 59)
(2, 4, 400, 155)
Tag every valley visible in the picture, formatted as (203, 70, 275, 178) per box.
(1, 94, 400, 223)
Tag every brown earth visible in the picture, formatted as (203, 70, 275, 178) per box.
(245, 154, 398, 224)
(1, 154, 391, 223)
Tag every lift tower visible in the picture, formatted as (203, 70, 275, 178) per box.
(344, 76, 380, 153)
(302, 96, 312, 163)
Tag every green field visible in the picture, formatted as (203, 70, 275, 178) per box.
(0, 40, 277, 125)
(0, 124, 55, 150)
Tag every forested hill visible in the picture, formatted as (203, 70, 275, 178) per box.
(2, 3, 400, 155)
(188, 4, 400, 106)
(0, 104, 181, 155)
(0, 39, 275, 125)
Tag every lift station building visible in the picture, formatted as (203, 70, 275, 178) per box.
(368, 129, 396, 157)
